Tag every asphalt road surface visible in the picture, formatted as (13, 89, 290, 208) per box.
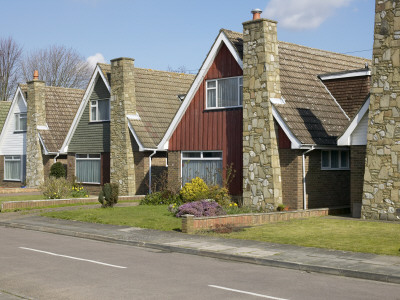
(0, 227, 399, 300)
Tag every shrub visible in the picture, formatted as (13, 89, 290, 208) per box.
(180, 177, 209, 203)
(98, 183, 119, 208)
(208, 185, 231, 208)
(140, 191, 181, 206)
(40, 177, 71, 199)
(49, 162, 66, 178)
(175, 200, 226, 218)
(70, 184, 89, 198)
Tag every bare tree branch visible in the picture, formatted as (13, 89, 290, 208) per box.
(167, 65, 189, 74)
(21, 45, 91, 89)
(0, 37, 22, 100)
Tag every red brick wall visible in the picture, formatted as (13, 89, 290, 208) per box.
(350, 145, 366, 217)
(306, 150, 350, 208)
(168, 151, 181, 191)
(279, 149, 303, 209)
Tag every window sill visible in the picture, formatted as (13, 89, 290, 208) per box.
(13, 131, 26, 134)
(78, 182, 101, 185)
(89, 120, 110, 123)
(204, 106, 242, 112)
(3, 179, 22, 182)
(321, 168, 350, 171)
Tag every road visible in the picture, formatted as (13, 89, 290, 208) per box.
(0, 227, 399, 300)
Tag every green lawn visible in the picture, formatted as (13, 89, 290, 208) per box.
(206, 218, 400, 256)
(0, 195, 45, 204)
(42, 205, 181, 231)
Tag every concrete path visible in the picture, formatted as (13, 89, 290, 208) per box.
(0, 207, 399, 285)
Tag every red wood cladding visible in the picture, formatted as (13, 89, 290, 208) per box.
(169, 44, 243, 195)
(278, 126, 291, 149)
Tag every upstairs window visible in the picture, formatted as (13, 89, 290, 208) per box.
(15, 113, 27, 132)
(90, 99, 110, 122)
(321, 150, 349, 170)
(206, 76, 243, 109)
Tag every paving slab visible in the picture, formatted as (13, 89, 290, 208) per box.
(1, 214, 400, 285)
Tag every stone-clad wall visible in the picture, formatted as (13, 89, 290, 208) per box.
(242, 18, 282, 208)
(362, 0, 400, 221)
(26, 79, 46, 188)
(110, 58, 137, 196)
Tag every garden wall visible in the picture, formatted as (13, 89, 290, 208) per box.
(182, 208, 344, 233)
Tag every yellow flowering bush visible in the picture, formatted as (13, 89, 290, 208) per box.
(40, 177, 71, 199)
(71, 184, 88, 198)
(180, 177, 209, 203)
(208, 185, 232, 208)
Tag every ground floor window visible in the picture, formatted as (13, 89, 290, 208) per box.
(321, 150, 349, 170)
(76, 154, 101, 183)
(182, 151, 222, 186)
(4, 155, 22, 181)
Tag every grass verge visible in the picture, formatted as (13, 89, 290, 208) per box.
(0, 195, 45, 204)
(203, 217, 400, 256)
(42, 205, 180, 231)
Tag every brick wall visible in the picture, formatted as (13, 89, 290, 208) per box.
(306, 150, 350, 208)
(167, 151, 181, 191)
(279, 149, 303, 209)
(351, 145, 366, 217)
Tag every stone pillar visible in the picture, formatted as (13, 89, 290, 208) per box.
(242, 17, 283, 208)
(110, 57, 136, 195)
(26, 77, 46, 187)
(362, 0, 400, 221)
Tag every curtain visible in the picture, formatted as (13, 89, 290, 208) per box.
(5, 158, 21, 180)
(218, 77, 238, 107)
(76, 159, 100, 183)
(207, 89, 216, 107)
(98, 100, 110, 120)
(182, 160, 223, 186)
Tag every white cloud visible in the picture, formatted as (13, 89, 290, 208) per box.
(86, 53, 106, 69)
(263, 0, 354, 30)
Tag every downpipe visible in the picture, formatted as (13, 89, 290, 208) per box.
(302, 147, 315, 210)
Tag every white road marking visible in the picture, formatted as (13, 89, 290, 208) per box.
(208, 285, 289, 300)
(19, 247, 127, 269)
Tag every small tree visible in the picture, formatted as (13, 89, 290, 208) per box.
(50, 162, 66, 178)
(98, 183, 119, 208)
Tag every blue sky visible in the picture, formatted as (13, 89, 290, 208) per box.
(1, 0, 374, 73)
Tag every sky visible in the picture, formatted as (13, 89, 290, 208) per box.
(1, 0, 374, 73)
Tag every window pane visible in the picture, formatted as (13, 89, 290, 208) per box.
(98, 100, 110, 120)
(341, 151, 349, 168)
(76, 159, 100, 183)
(331, 151, 339, 168)
(15, 115, 19, 131)
(182, 152, 201, 158)
(182, 160, 222, 186)
(207, 81, 216, 88)
(5, 157, 21, 180)
(203, 152, 222, 158)
(76, 154, 88, 159)
(20, 116, 27, 131)
(321, 151, 329, 168)
(218, 77, 238, 107)
(91, 106, 97, 121)
(88, 154, 101, 159)
(207, 89, 216, 108)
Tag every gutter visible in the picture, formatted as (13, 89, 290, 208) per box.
(148, 150, 157, 194)
(302, 146, 315, 210)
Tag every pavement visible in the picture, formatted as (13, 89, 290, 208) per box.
(1, 205, 400, 285)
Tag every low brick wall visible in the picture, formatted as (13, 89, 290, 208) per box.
(1, 195, 144, 211)
(182, 208, 331, 233)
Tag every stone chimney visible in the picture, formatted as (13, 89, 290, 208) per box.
(26, 70, 46, 187)
(242, 10, 283, 208)
(110, 57, 136, 195)
(362, 0, 400, 221)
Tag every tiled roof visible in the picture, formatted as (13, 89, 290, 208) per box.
(223, 29, 371, 145)
(99, 65, 194, 148)
(36, 86, 84, 152)
(0, 101, 11, 133)
(321, 74, 371, 119)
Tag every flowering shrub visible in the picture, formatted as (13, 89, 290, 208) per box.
(208, 185, 231, 208)
(70, 185, 89, 198)
(40, 177, 71, 199)
(140, 190, 181, 206)
(175, 200, 226, 218)
(180, 177, 209, 203)
(168, 203, 179, 214)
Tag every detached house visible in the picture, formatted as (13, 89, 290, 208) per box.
(61, 59, 194, 195)
(0, 73, 84, 188)
(161, 10, 370, 211)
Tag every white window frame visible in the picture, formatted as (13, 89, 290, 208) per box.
(90, 99, 110, 122)
(75, 154, 101, 184)
(4, 155, 22, 181)
(15, 113, 27, 132)
(205, 76, 243, 109)
(181, 151, 223, 186)
(321, 150, 350, 170)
